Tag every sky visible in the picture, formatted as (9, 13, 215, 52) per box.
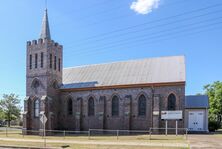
(0, 0, 222, 102)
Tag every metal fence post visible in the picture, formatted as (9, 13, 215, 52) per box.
(6, 127, 8, 137)
(117, 130, 119, 140)
(88, 129, 90, 140)
(63, 130, 66, 139)
(186, 129, 188, 140)
(149, 128, 151, 140)
(22, 128, 24, 138)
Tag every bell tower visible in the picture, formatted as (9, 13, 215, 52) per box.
(23, 9, 63, 133)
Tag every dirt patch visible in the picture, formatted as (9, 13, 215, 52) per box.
(188, 134, 222, 149)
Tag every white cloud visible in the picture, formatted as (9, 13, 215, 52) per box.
(130, 0, 160, 15)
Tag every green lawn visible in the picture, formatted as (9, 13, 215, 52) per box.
(0, 141, 188, 149)
(0, 132, 187, 142)
(0, 128, 189, 149)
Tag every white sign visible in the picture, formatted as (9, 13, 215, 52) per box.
(40, 114, 48, 124)
(161, 110, 182, 120)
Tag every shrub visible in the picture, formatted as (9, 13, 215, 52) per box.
(209, 120, 221, 132)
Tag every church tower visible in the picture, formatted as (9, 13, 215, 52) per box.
(23, 9, 63, 133)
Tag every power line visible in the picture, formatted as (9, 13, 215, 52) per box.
(69, 25, 222, 57)
(65, 9, 222, 50)
(64, 20, 222, 57)
(62, 0, 189, 28)
(64, 3, 222, 46)
(54, 0, 128, 26)
(64, 14, 222, 56)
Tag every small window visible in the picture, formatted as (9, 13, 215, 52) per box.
(88, 97, 95, 116)
(167, 94, 176, 110)
(34, 99, 40, 117)
(54, 56, 57, 70)
(112, 95, 119, 116)
(32, 79, 40, 89)
(29, 55, 32, 69)
(35, 53, 38, 68)
(67, 98, 73, 115)
(58, 58, 61, 72)
(49, 54, 52, 68)
(41, 52, 44, 68)
(33, 80, 40, 88)
(138, 95, 146, 116)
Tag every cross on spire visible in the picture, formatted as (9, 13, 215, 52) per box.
(40, 9, 51, 40)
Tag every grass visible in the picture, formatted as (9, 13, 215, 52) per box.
(0, 141, 187, 149)
(0, 132, 187, 142)
(0, 128, 189, 149)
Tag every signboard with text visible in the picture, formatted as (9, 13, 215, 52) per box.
(161, 110, 182, 120)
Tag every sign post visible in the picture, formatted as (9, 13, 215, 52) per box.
(165, 120, 168, 136)
(40, 113, 47, 148)
(176, 120, 178, 136)
(161, 111, 182, 136)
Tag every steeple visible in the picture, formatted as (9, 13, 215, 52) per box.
(40, 9, 51, 40)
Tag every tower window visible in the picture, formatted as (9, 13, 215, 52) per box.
(34, 99, 40, 117)
(35, 53, 38, 68)
(138, 95, 146, 116)
(112, 95, 119, 116)
(54, 56, 57, 70)
(41, 52, 44, 68)
(50, 54, 52, 68)
(29, 55, 32, 69)
(58, 58, 61, 72)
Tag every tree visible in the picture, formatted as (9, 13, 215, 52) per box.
(203, 81, 222, 129)
(0, 109, 5, 120)
(0, 94, 21, 127)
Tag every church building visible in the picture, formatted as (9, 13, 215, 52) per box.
(23, 10, 186, 132)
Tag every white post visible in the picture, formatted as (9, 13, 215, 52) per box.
(165, 120, 168, 136)
(63, 130, 66, 139)
(43, 116, 46, 148)
(149, 128, 151, 140)
(6, 126, 8, 137)
(117, 130, 119, 140)
(176, 120, 178, 136)
(88, 129, 90, 140)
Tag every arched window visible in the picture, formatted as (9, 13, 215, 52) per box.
(88, 97, 95, 116)
(167, 94, 176, 110)
(112, 95, 119, 116)
(138, 95, 146, 116)
(67, 98, 73, 115)
(34, 99, 40, 117)
(32, 79, 40, 89)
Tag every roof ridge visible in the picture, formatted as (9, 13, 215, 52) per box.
(64, 55, 185, 70)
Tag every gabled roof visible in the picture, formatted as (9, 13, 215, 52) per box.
(61, 56, 186, 89)
(40, 9, 51, 40)
(185, 95, 209, 108)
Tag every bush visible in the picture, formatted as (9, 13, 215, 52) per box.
(209, 121, 221, 132)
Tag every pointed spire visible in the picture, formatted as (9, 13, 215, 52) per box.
(40, 9, 51, 40)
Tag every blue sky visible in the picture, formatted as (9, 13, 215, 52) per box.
(0, 0, 221, 101)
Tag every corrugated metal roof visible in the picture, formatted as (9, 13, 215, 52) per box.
(61, 56, 185, 89)
(185, 95, 209, 108)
